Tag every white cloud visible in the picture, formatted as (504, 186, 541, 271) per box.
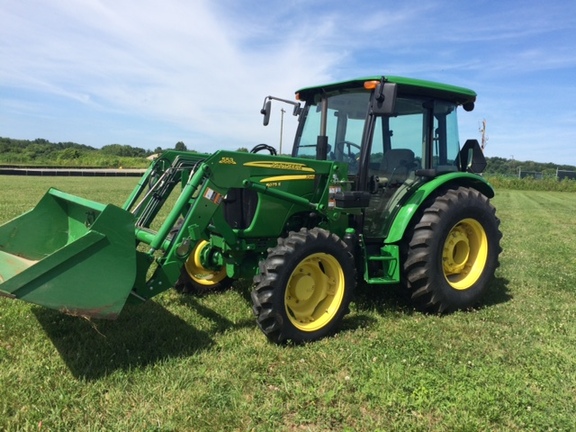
(2, 0, 356, 151)
(1, 0, 575, 163)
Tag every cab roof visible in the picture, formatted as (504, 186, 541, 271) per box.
(296, 75, 477, 106)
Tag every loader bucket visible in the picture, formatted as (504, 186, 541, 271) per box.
(0, 188, 137, 319)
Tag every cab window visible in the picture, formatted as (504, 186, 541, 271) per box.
(294, 92, 370, 174)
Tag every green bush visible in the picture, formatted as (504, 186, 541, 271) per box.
(486, 175, 576, 192)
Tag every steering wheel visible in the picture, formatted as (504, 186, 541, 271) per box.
(250, 143, 277, 155)
(337, 140, 361, 153)
(335, 141, 361, 174)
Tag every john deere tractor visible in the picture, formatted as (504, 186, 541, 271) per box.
(0, 75, 502, 343)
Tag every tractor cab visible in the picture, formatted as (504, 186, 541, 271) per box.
(291, 76, 482, 237)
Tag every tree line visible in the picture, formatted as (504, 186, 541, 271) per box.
(485, 156, 576, 177)
(0, 137, 197, 168)
(0, 137, 574, 175)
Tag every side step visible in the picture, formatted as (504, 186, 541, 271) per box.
(363, 245, 400, 285)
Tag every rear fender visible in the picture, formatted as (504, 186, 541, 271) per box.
(384, 173, 494, 244)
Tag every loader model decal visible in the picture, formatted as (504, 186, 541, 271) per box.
(243, 161, 315, 172)
(218, 157, 237, 165)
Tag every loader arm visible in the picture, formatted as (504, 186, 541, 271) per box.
(0, 146, 358, 319)
(132, 150, 352, 299)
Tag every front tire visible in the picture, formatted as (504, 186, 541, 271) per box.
(403, 186, 502, 313)
(252, 228, 356, 344)
(174, 240, 233, 295)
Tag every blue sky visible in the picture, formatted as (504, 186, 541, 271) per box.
(1, 0, 575, 165)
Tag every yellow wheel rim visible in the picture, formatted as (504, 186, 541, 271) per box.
(184, 240, 227, 286)
(442, 218, 488, 290)
(284, 253, 345, 332)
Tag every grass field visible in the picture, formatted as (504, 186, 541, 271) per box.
(1, 176, 575, 431)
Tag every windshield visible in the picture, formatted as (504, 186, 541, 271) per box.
(293, 92, 370, 174)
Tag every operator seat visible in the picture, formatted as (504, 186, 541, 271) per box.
(377, 148, 415, 186)
(365, 148, 415, 238)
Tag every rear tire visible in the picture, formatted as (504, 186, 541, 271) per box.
(252, 228, 356, 344)
(403, 187, 502, 313)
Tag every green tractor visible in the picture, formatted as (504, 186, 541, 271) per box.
(0, 75, 502, 343)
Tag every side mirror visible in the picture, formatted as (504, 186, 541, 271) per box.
(260, 96, 302, 126)
(261, 100, 272, 126)
(458, 139, 486, 174)
(372, 82, 397, 115)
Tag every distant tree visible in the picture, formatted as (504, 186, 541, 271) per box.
(57, 141, 95, 151)
(58, 148, 81, 160)
(154, 146, 163, 154)
(175, 141, 187, 151)
(25, 143, 54, 160)
(101, 144, 147, 157)
(236, 147, 249, 152)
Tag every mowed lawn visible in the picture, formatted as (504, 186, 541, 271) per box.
(0, 176, 575, 431)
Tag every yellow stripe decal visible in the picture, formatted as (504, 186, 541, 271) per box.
(243, 161, 315, 173)
(260, 174, 315, 183)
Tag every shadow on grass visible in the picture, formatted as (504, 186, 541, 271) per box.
(352, 275, 512, 316)
(174, 293, 256, 334)
(228, 279, 255, 306)
(341, 276, 512, 334)
(482, 276, 513, 309)
(353, 282, 413, 315)
(33, 299, 223, 381)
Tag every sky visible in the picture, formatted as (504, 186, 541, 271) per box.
(1, 0, 575, 165)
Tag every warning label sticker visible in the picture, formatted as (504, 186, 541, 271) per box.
(203, 188, 223, 205)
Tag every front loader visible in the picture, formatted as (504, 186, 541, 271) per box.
(0, 75, 502, 343)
